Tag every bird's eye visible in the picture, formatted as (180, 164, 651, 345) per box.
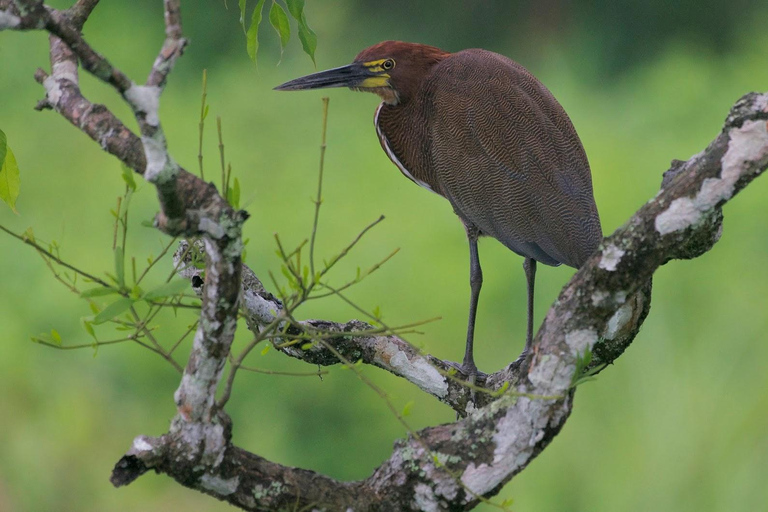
(382, 59, 395, 70)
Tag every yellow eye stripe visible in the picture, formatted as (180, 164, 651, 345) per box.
(363, 59, 393, 73)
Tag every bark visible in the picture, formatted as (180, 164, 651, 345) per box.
(3, 2, 767, 510)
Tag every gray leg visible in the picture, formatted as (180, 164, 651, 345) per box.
(462, 232, 482, 376)
(523, 257, 537, 352)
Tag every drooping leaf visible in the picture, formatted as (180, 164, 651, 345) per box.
(285, 0, 316, 64)
(239, 0, 247, 32)
(0, 143, 20, 214)
(143, 279, 191, 301)
(296, 13, 317, 65)
(269, 1, 291, 59)
(246, 0, 268, 62)
(284, 0, 303, 19)
(93, 297, 135, 324)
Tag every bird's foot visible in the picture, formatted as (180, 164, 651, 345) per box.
(445, 361, 487, 417)
(444, 360, 488, 384)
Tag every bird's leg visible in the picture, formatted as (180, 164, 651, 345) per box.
(462, 231, 482, 381)
(523, 257, 537, 353)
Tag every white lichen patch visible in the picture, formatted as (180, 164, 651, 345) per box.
(656, 117, 768, 235)
(565, 329, 599, 355)
(124, 85, 161, 126)
(42, 76, 63, 106)
(242, 290, 279, 324)
(200, 473, 239, 496)
(527, 330, 598, 394)
(375, 341, 448, 398)
(655, 197, 699, 235)
(0, 11, 21, 29)
(52, 59, 78, 84)
(603, 303, 633, 340)
(461, 394, 564, 499)
(198, 217, 226, 239)
(413, 483, 440, 512)
(141, 134, 177, 183)
(131, 436, 154, 453)
(599, 244, 625, 271)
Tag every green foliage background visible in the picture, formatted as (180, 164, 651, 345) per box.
(1, 1, 767, 510)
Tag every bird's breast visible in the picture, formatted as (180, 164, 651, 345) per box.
(374, 103, 441, 194)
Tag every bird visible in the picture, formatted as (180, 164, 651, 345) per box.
(275, 41, 602, 380)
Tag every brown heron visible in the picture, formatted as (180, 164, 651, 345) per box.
(275, 41, 602, 379)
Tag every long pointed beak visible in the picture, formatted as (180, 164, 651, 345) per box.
(274, 63, 376, 91)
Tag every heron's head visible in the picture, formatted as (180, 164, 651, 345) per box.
(275, 41, 450, 106)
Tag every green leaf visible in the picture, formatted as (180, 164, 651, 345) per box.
(246, 0, 267, 62)
(284, 0, 303, 19)
(229, 177, 241, 209)
(114, 246, 125, 289)
(0, 144, 20, 214)
(0, 129, 7, 169)
(51, 329, 62, 344)
(121, 163, 137, 191)
(238, 0, 247, 32)
(22, 227, 34, 242)
(143, 279, 191, 301)
(81, 318, 96, 340)
(80, 287, 121, 298)
(130, 285, 143, 300)
(269, 1, 291, 58)
(93, 297, 135, 324)
(285, 0, 316, 64)
(296, 13, 317, 64)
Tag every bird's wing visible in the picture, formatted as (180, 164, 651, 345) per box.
(425, 49, 601, 268)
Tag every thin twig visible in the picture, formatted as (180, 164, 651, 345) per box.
(198, 69, 207, 179)
(217, 116, 225, 191)
(136, 237, 177, 285)
(238, 364, 328, 377)
(0, 224, 112, 288)
(309, 97, 330, 279)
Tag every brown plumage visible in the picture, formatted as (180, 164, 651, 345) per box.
(276, 41, 602, 378)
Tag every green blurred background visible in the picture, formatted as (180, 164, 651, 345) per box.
(1, 1, 767, 510)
